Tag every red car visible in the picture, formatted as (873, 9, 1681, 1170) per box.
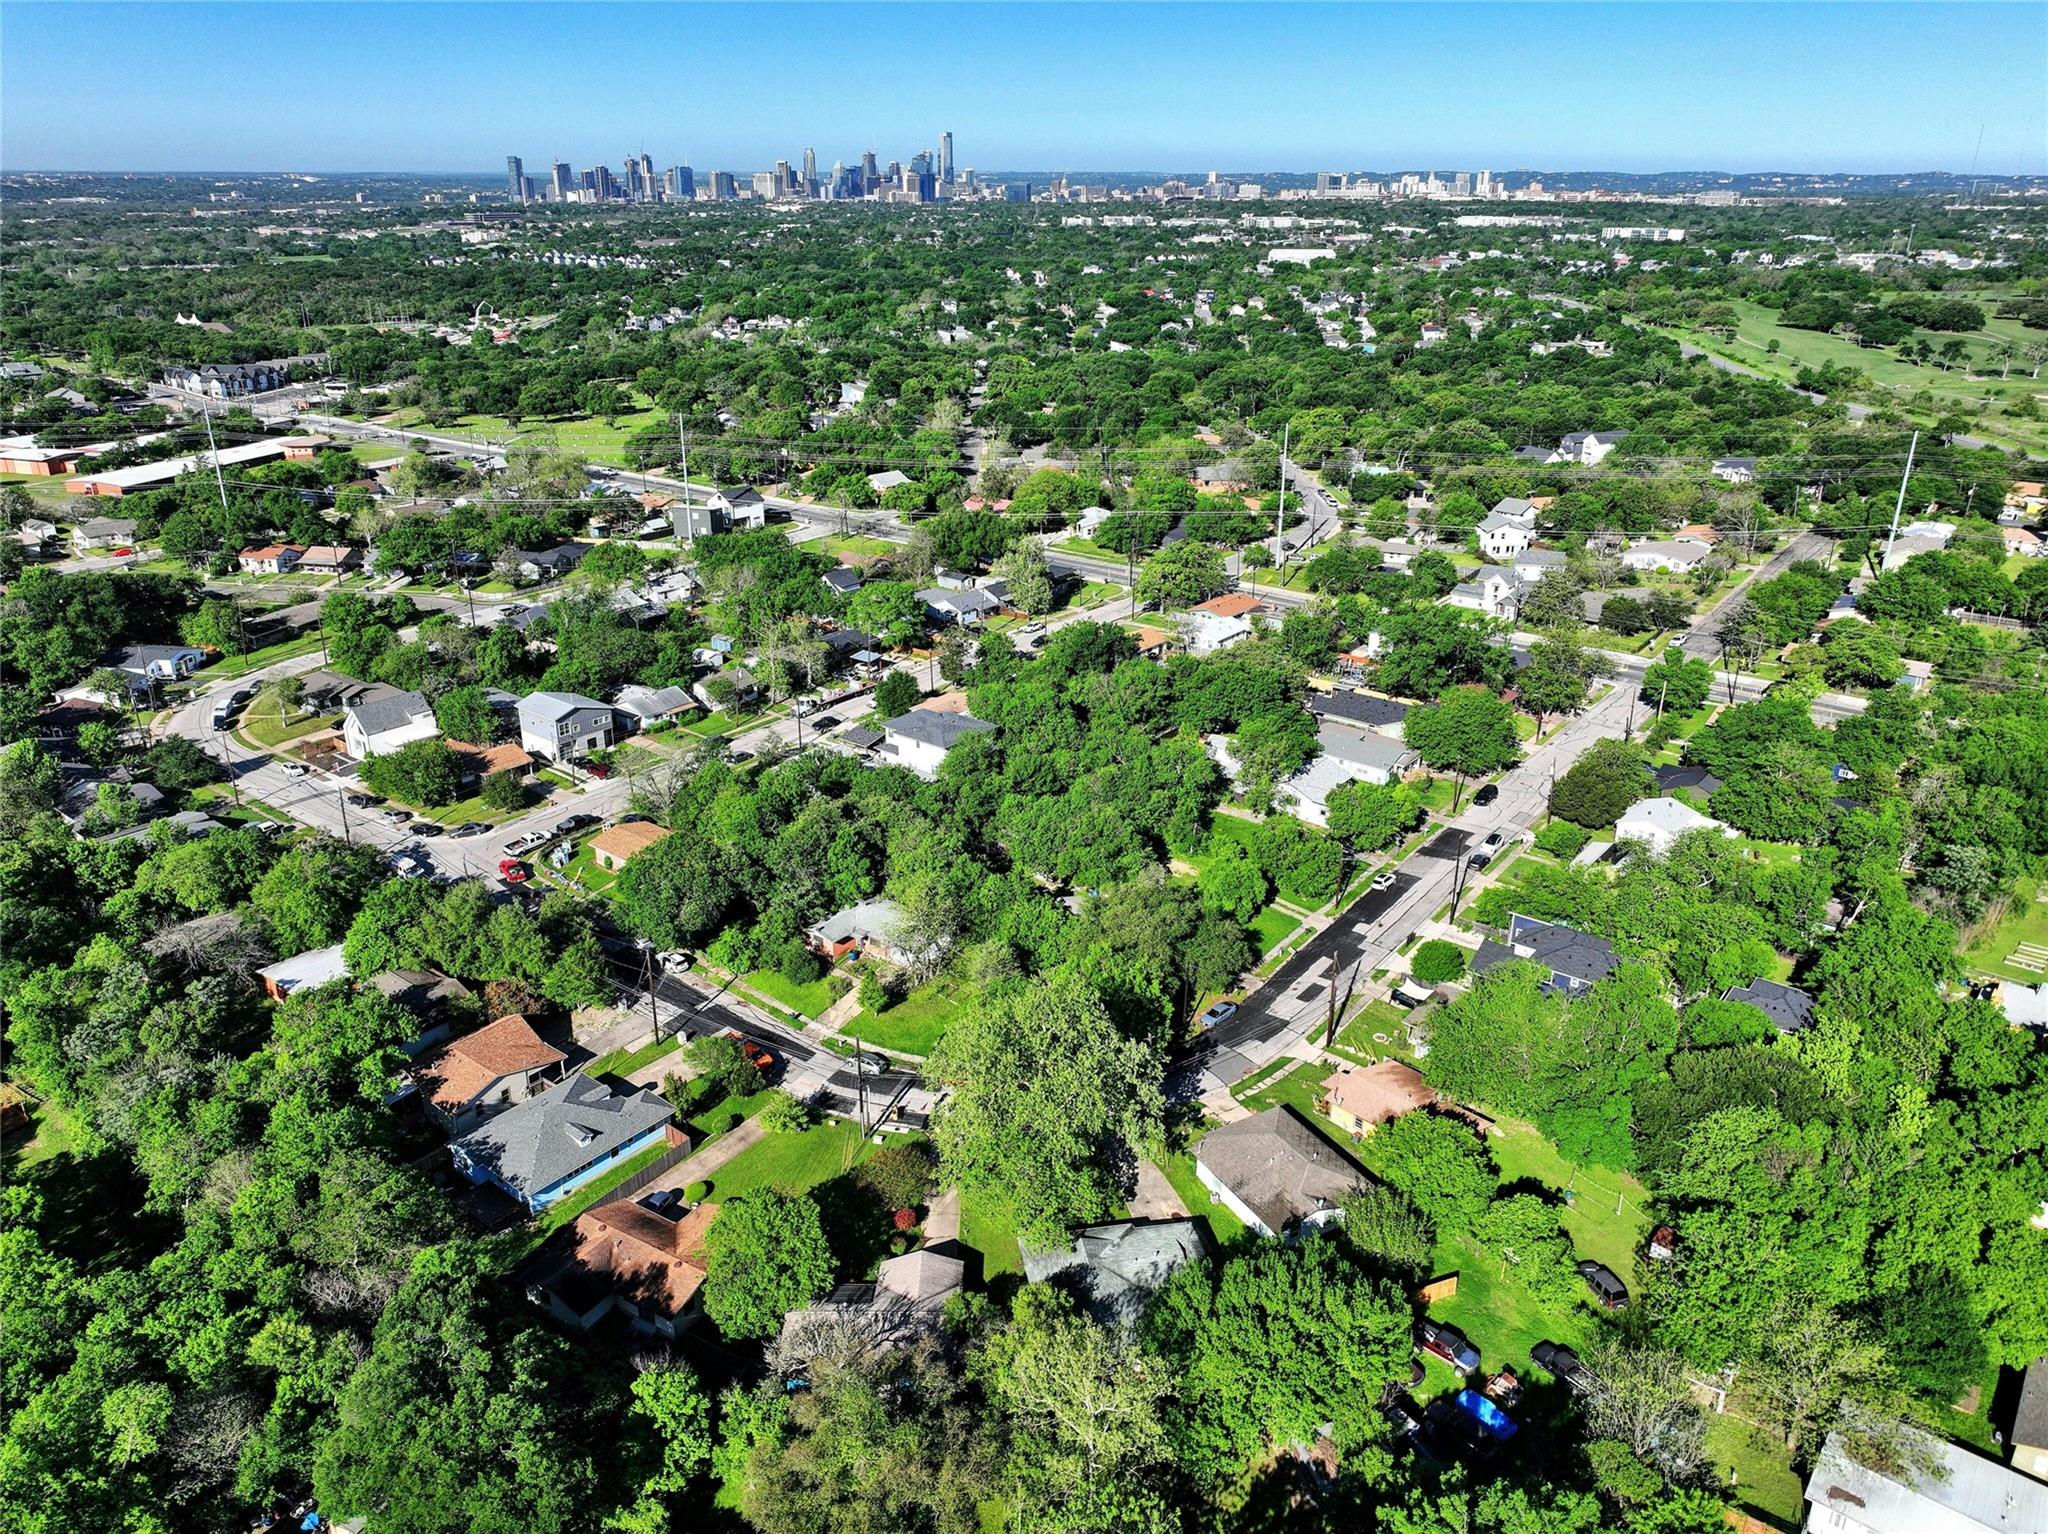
(722, 1030, 776, 1073)
(498, 858, 532, 883)
(581, 760, 613, 779)
(111, 547, 134, 557)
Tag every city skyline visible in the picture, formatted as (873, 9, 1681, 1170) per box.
(4, 2, 2043, 175)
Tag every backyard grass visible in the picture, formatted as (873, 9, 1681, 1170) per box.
(705, 1118, 873, 1201)
(535, 1137, 676, 1234)
(1960, 873, 2048, 984)
(1156, 1150, 1247, 1248)
(958, 1184, 1024, 1278)
(1232, 1059, 1339, 1127)
(1704, 1414, 1805, 1531)
(843, 976, 967, 1057)
(586, 1033, 681, 1081)
(1333, 1001, 1415, 1062)
(1248, 906, 1303, 962)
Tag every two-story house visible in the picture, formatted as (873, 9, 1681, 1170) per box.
(342, 688, 440, 759)
(517, 691, 615, 762)
(414, 1014, 567, 1136)
(876, 707, 996, 778)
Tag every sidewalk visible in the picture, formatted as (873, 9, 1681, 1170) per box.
(646, 1118, 766, 1198)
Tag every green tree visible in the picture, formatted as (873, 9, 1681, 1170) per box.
(1367, 1110, 1498, 1234)
(1325, 777, 1425, 853)
(1337, 1182, 1437, 1285)
(1137, 541, 1229, 611)
(1518, 630, 1604, 726)
(991, 537, 1056, 615)
(846, 580, 926, 648)
(1640, 646, 1714, 717)
(1403, 684, 1519, 808)
(480, 768, 526, 813)
(1553, 738, 1649, 828)
(1410, 939, 1467, 986)
(872, 669, 920, 719)
(1196, 843, 1268, 922)
(925, 971, 1164, 1247)
(360, 737, 461, 807)
(434, 683, 500, 744)
(702, 1191, 834, 1341)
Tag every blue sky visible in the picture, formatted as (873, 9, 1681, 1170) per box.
(5, 2, 2042, 175)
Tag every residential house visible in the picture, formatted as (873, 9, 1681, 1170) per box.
(2014, 1360, 2048, 1484)
(611, 683, 694, 731)
(539, 1195, 717, 1338)
(1307, 689, 1408, 735)
(452, 740, 533, 786)
(836, 723, 884, 754)
(876, 707, 996, 778)
(1021, 1220, 1207, 1328)
(806, 897, 909, 963)
(414, 1014, 567, 1136)
(58, 775, 164, 826)
(258, 943, 350, 1001)
(932, 567, 974, 591)
(515, 543, 592, 582)
(1179, 609, 1253, 655)
(1882, 534, 1948, 570)
(866, 469, 912, 496)
(820, 628, 884, 669)
(1721, 978, 1816, 1035)
(1075, 506, 1113, 538)
(671, 487, 769, 539)
(1900, 519, 1956, 545)
(2002, 526, 2045, 558)
(74, 516, 137, 549)
(1473, 914, 1619, 996)
(690, 672, 759, 712)
(1513, 445, 1557, 465)
(238, 544, 304, 575)
(450, 1071, 677, 1212)
(1802, 1425, 2048, 1534)
(296, 544, 360, 573)
(1445, 568, 1528, 623)
(16, 516, 59, 551)
(777, 1249, 967, 1356)
(1710, 456, 1758, 484)
(1558, 429, 1627, 466)
(366, 968, 472, 1050)
(1194, 1107, 1370, 1239)
(1191, 592, 1263, 621)
(99, 644, 206, 701)
(342, 688, 439, 759)
(589, 821, 672, 872)
(919, 586, 1000, 627)
(1614, 795, 1736, 854)
(1620, 540, 1709, 574)
(1674, 524, 1722, 547)
(517, 691, 615, 761)
(1512, 547, 1568, 584)
(821, 566, 864, 596)
(1314, 721, 1419, 787)
(1321, 1059, 1438, 1137)
(1477, 514, 1534, 559)
(1652, 763, 1721, 795)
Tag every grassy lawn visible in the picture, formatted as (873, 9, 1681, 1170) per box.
(238, 710, 340, 750)
(1737, 838, 1805, 871)
(1060, 578, 1127, 610)
(1156, 1150, 1247, 1248)
(1487, 1121, 1652, 1279)
(535, 1137, 677, 1234)
(741, 968, 844, 1020)
(958, 1184, 1024, 1279)
(552, 843, 619, 896)
(186, 784, 299, 830)
(1704, 1414, 1805, 1531)
(1960, 873, 2048, 984)
(379, 401, 670, 467)
(586, 1033, 681, 1080)
(705, 1118, 874, 1201)
(1232, 1058, 1336, 1125)
(200, 631, 325, 681)
(412, 784, 542, 829)
(817, 533, 898, 561)
(1248, 906, 1303, 962)
(843, 976, 968, 1057)
(1414, 776, 1462, 814)
(1334, 1001, 1415, 1062)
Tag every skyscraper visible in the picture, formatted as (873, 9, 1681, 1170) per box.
(638, 153, 655, 196)
(506, 155, 525, 202)
(802, 146, 817, 186)
(774, 159, 792, 196)
(623, 154, 642, 200)
(860, 150, 879, 194)
(550, 160, 572, 202)
(666, 165, 694, 201)
(937, 131, 953, 185)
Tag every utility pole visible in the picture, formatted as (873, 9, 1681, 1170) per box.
(200, 402, 231, 519)
(1447, 845, 1472, 924)
(853, 1027, 870, 1134)
(1880, 431, 1920, 570)
(1273, 423, 1290, 570)
(643, 944, 661, 1040)
(214, 729, 239, 806)
(335, 787, 352, 842)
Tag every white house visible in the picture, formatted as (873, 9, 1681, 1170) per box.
(1178, 610, 1253, 655)
(517, 691, 615, 761)
(866, 470, 912, 496)
(1477, 514, 1534, 561)
(342, 688, 440, 759)
(611, 684, 694, 731)
(1444, 569, 1527, 623)
(1898, 519, 1955, 545)
(1621, 540, 1709, 574)
(1615, 796, 1735, 855)
(1512, 548, 1568, 583)
(1558, 429, 1627, 466)
(238, 543, 304, 575)
(1711, 456, 1758, 484)
(1802, 1426, 2047, 1534)
(1881, 534, 1947, 571)
(2001, 526, 2044, 558)
(876, 708, 996, 778)
(1276, 726, 1422, 825)
(75, 516, 138, 549)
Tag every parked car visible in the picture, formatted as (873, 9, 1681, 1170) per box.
(1198, 1000, 1239, 1029)
(851, 1051, 891, 1077)
(728, 750, 755, 764)
(345, 792, 379, 809)
(1416, 1319, 1481, 1375)
(211, 699, 236, 730)
(1467, 831, 1505, 868)
(278, 762, 310, 778)
(555, 813, 599, 833)
(1530, 1341, 1597, 1395)
(450, 822, 491, 838)
(1020, 621, 1046, 635)
(580, 759, 613, 779)
(1575, 1260, 1630, 1310)
(506, 830, 548, 855)
(723, 1031, 776, 1073)
(249, 821, 285, 838)
(389, 853, 426, 879)
(1370, 870, 1398, 892)
(1474, 783, 1499, 806)
(658, 950, 691, 973)
(379, 808, 410, 823)
(498, 858, 532, 884)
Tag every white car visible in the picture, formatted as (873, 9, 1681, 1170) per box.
(388, 854, 426, 879)
(278, 761, 310, 778)
(1370, 870, 1398, 892)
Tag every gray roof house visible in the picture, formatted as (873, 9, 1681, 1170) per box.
(517, 691, 615, 761)
(514, 542, 592, 581)
(878, 708, 996, 778)
(821, 567, 864, 595)
(1316, 722, 1420, 784)
(1711, 456, 1758, 483)
(611, 683, 694, 730)
(1308, 690, 1409, 733)
(1803, 1424, 2048, 1534)
(1021, 1220, 1208, 1327)
(777, 1248, 966, 1358)
(1721, 978, 1816, 1034)
(97, 644, 206, 699)
(451, 1071, 675, 1212)
(342, 687, 439, 759)
(1194, 1106, 1370, 1239)
(918, 586, 1001, 626)
(1473, 914, 1620, 996)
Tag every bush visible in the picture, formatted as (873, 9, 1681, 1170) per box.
(1409, 939, 1467, 987)
(858, 970, 890, 1013)
(757, 1090, 810, 1134)
(1534, 820, 1590, 858)
(854, 1141, 936, 1210)
(684, 1181, 709, 1203)
(892, 1207, 918, 1232)
(480, 768, 526, 812)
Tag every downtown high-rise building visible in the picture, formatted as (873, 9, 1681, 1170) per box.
(801, 146, 817, 186)
(638, 152, 654, 197)
(666, 165, 694, 200)
(506, 155, 525, 201)
(937, 131, 953, 185)
(550, 160, 572, 201)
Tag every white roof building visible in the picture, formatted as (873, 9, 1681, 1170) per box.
(1615, 795, 1735, 855)
(1804, 1426, 2048, 1534)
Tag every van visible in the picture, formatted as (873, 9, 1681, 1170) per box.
(211, 699, 235, 730)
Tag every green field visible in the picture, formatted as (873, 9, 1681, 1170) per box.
(1704, 1414, 1805, 1530)
(238, 709, 339, 750)
(373, 398, 667, 467)
(703, 1118, 873, 1202)
(741, 968, 844, 1020)
(958, 1185, 1024, 1278)
(1960, 874, 2048, 984)
(842, 976, 967, 1057)
(1666, 298, 2048, 455)
(1155, 1151, 1247, 1248)
(1248, 906, 1303, 962)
